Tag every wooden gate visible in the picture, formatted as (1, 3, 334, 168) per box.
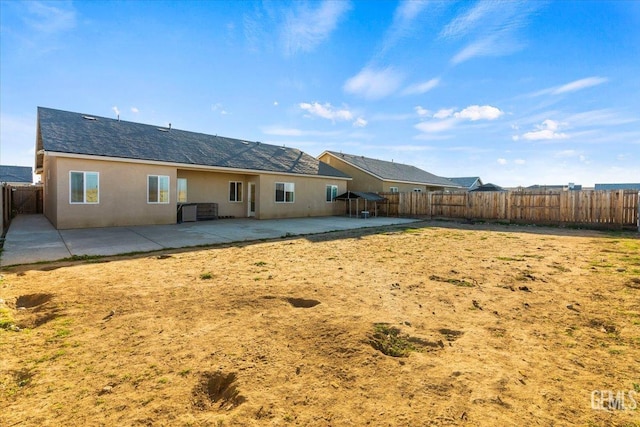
(11, 186, 43, 214)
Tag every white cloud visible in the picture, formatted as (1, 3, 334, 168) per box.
(112, 106, 121, 117)
(281, 0, 351, 56)
(402, 78, 440, 95)
(212, 103, 229, 115)
(531, 76, 609, 97)
(414, 106, 430, 117)
(440, 1, 540, 64)
(377, 0, 431, 58)
(131, 107, 139, 114)
(415, 118, 457, 133)
(415, 105, 504, 134)
(520, 119, 568, 141)
(433, 108, 454, 119)
(273, 101, 279, 107)
(514, 159, 526, 165)
(353, 117, 368, 128)
(497, 158, 508, 165)
(24, 1, 76, 34)
(454, 105, 503, 121)
(343, 67, 404, 99)
(299, 102, 353, 121)
(553, 77, 608, 94)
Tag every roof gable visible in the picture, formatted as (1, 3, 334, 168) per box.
(324, 151, 460, 188)
(447, 176, 482, 188)
(0, 165, 32, 183)
(37, 107, 349, 179)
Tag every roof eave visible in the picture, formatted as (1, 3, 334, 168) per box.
(43, 151, 352, 180)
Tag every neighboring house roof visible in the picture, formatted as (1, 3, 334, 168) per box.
(334, 191, 387, 202)
(470, 183, 506, 192)
(594, 183, 640, 191)
(36, 107, 350, 179)
(322, 151, 460, 188)
(0, 165, 32, 183)
(447, 176, 482, 189)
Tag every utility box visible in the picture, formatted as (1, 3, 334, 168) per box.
(179, 203, 197, 222)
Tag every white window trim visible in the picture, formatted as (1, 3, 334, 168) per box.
(229, 181, 243, 203)
(147, 175, 170, 204)
(69, 171, 99, 204)
(326, 184, 338, 203)
(177, 178, 188, 203)
(275, 182, 295, 203)
(389, 186, 399, 193)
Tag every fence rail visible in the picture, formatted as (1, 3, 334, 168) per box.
(378, 190, 640, 230)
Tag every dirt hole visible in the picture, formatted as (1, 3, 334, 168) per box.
(438, 328, 464, 341)
(369, 323, 444, 357)
(626, 278, 640, 289)
(193, 371, 245, 411)
(16, 293, 53, 309)
(286, 297, 321, 308)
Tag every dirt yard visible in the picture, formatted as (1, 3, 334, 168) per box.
(1, 221, 639, 426)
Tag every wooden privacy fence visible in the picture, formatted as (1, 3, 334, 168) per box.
(379, 190, 640, 230)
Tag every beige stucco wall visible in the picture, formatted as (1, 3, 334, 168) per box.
(44, 155, 349, 229)
(177, 169, 258, 218)
(51, 156, 176, 229)
(256, 174, 347, 219)
(319, 154, 383, 192)
(42, 155, 58, 227)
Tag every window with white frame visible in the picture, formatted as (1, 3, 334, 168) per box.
(275, 182, 294, 203)
(148, 175, 170, 203)
(413, 188, 422, 192)
(389, 186, 399, 193)
(177, 178, 187, 203)
(70, 171, 99, 204)
(326, 185, 338, 202)
(229, 181, 243, 202)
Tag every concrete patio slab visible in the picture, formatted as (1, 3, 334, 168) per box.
(1, 215, 419, 267)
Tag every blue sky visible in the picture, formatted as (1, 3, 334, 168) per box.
(1, 0, 639, 187)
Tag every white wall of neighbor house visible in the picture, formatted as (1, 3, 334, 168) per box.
(49, 156, 177, 229)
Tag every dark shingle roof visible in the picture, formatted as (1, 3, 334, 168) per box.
(334, 191, 387, 201)
(325, 151, 460, 188)
(0, 165, 32, 183)
(594, 183, 640, 191)
(37, 107, 349, 178)
(447, 176, 481, 189)
(470, 183, 505, 192)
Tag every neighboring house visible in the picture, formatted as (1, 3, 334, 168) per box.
(317, 151, 462, 193)
(0, 165, 33, 185)
(35, 107, 350, 229)
(526, 183, 582, 191)
(447, 176, 483, 191)
(594, 183, 640, 191)
(470, 183, 506, 192)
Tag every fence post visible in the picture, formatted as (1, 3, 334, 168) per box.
(637, 191, 640, 233)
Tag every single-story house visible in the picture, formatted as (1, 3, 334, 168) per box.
(470, 183, 506, 192)
(317, 151, 462, 193)
(0, 165, 33, 185)
(447, 176, 483, 191)
(35, 107, 350, 229)
(526, 183, 582, 191)
(594, 183, 640, 191)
